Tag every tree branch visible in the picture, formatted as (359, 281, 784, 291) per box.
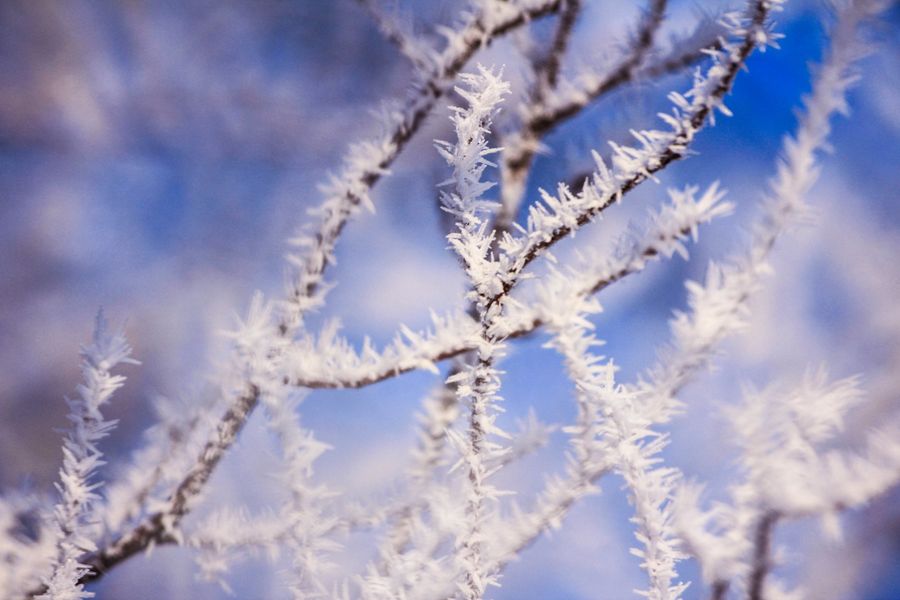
(499, 0, 666, 231)
(60, 4, 565, 592)
(747, 512, 778, 600)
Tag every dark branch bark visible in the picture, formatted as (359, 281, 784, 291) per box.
(748, 512, 780, 600)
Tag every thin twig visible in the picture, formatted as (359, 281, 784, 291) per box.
(497, 0, 583, 232)
(500, 0, 669, 214)
(748, 512, 779, 600)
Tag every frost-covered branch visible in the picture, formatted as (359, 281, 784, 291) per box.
(500, 183, 732, 336)
(536, 0, 580, 92)
(435, 64, 512, 599)
(263, 393, 338, 599)
(523, 0, 669, 136)
(281, 0, 562, 334)
(500, 0, 667, 228)
(146, 296, 340, 595)
(675, 370, 900, 600)
(277, 184, 729, 393)
(499, 1, 777, 298)
(364, 384, 552, 598)
(496, 0, 583, 229)
(655, 5, 895, 595)
(229, 294, 338, 598)
(101, 392, 217, 538)
(285, 312, 479, 389)
(76, 387, 260, 587)
(550, 324, 687, 600)
(69, 7, 566, 584)
(38, 313, 137, 599)
(76, 305, 286, 585)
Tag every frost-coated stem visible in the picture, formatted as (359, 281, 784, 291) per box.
(229, 293, 336, 598)
(639, 0, 883, 423)
(69, 3, 564, 588)
(524, 0, 668, 136)
(436, 65, 512, 599)
(541, 205, 729, 599)
(655, 6, 891, 594)
(281, 0, 562, 335)
(500, 0, 666, 228)
(77, 385, 259, 587)
(264, 393, 336, 600)
(102, 393, 217, 538)
(280, 187, 730, 393)
(539, 0, 580, 90)
(38, 313, 137, 600)
(749, 0, 881, 262)
(492, 0, 779, 306)
(497, 0, 583, 230)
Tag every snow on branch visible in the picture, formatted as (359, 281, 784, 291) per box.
(276, 184, 730, 393)
(667, 5, 894, 594)
(39, 312, 137, 600)
(674, 369, 900, 600)
(435, 64, 513, 600)
(498, 187, 728, 599)
(281, 0, 562, 334)
(492, 0, 781, 309)
(76, 3, 562, 590)
(500, 0, 668, 225)
(637, 0, 883, 425)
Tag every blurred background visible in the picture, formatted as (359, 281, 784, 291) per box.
(1, 0, 898, 598)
